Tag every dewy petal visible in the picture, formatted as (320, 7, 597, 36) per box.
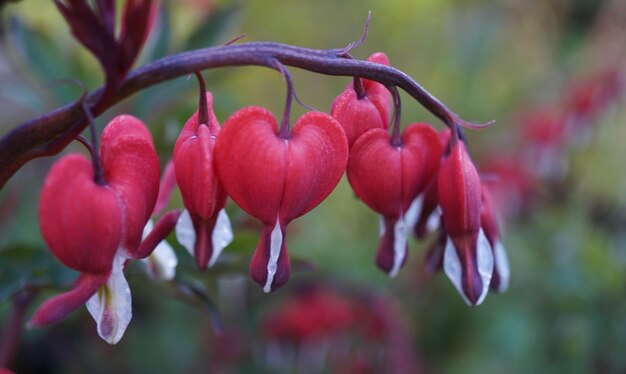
(209, 208, 233, 267)
(175, 209, 196, 257)
(86, 254, 132, 345)
(141, 219, 177, 281)
(443, 229, 494, 306)
(492, 240, 510, 293)
(264, 217, 283, 293)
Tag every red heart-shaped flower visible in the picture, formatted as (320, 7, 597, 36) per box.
(347, 123, 441, 276)
(331, 52, 392, 147)
(214, 106, 348, 291)
(34, 115, 160, 326)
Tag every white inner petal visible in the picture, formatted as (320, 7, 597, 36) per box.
(493, 240, 510, 293)
(141, 219, 178, 281)
(404, 195, 423, 231)
(388, 215, 407, 278)
(443, 236, 470, 306)
(86, 254, 132, 345)
(378, 215, 385, 237)
(264, 217, 283, 293)
(143, 240, 178, 281)
(142, 219, 154, 237)
(426, 206, 442, 233)
(175, 209, 196, 257)
(209, 209, 234, 267)
(475, 229, 494, 305)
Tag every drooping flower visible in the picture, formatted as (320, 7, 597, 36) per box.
(346, 123, 441, 276)
(32, 115, 162, 344)
(331, 52, 392, 147)
(438, 137, 493, 306)
(173, 92, 232, 270)
(214, 107, 348, 292)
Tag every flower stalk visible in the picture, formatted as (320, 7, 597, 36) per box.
(0, 41, 492, 190)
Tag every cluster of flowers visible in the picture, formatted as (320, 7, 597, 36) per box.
(30, 52, 508, 344)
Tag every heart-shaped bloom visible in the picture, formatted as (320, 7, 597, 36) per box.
(32, 115, 160, 344)
(214, 107, 348, 292)
(346, 123, 441, 276)
(438, 139, 494, 306)
(331, 52, 392, 147)
(173, 92, 232, 270)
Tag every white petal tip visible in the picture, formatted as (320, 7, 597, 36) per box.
(175, 209, 196, 257)
(86, 255, 132, 345)
(494, 241, 510, 293)
(443, 230, 494, 307)
(208, 209, 234, 267)
(263, 217, 283, 294)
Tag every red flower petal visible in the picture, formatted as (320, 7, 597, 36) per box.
(101, 115, 160, 257)
(39, 154, 121, 274)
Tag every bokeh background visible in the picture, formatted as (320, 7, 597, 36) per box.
(0, 0, 625, 373)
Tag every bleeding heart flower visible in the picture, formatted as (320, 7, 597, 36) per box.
(214, 107, 348, 292)
(331, 52, 391, 147)
(173, 92, 232, 270)
(480, 184, 510, 293)
(346, 123, 441, 276)
(32, 115, 161, 344)
(438, 138, 493, 306)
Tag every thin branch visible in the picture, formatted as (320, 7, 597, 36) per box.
(0, 42, 492, 189)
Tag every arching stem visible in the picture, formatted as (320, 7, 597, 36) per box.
(0, 42, 494, 190)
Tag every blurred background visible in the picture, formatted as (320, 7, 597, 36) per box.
(0, 0, 625, 373)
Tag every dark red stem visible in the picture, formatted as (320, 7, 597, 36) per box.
(0, 42, 490, 190)
(0, 289, 36, 368)
(194, 71, 209, 127)
(353, 76, 366, 99)
(273, 61, 294, 138)
(389, 86, 402, 147)
(81, 101, 105, 185)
